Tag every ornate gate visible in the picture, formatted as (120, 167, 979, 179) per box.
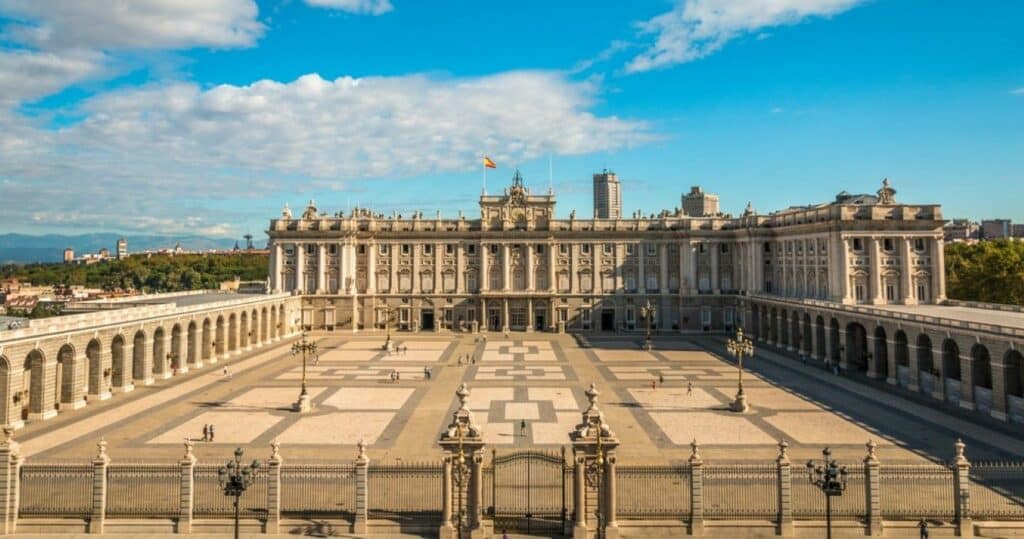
(487, 448, 569, 536)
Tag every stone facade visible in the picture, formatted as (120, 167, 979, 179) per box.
(268, 174, 946, 336)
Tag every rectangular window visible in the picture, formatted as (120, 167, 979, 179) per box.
(626, 244, 636, 255)
(401, 244, 411, 255)
(763, 242, 771, 253)
(852, 238, 863, 251)
(559, 244, 569, 255)
(883, 238, 894, 252)
(603, 243, 613, 255)
(602, 273, 615, 292)
(467, 244, 477, 255)
(720, 243, 729, 254)
(700, 307, 712, 326)
(646, 276, 658, 291)
(582, 243, 591, 255)
(917, 284, 927, 302)
(328, 244, 338, 255)
(886, 284, 895, 301)
(466, 273, 478, 293)
(625, 276, 636, 292)
(379, 244, 389, 255)
(536, 244, 545, 255)
(423, 244, 433, 255)
(698, 243, 706, 254)
(855, 284, 865, 301)
(306, 244, 316, 255)
(490, 244, 499, 255)
(914, 238, 925, 251)
(646, 243, 656, 255)
(445, 244, 455, 255)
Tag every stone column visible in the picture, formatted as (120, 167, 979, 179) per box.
(189, 327, 203, 371)
(178, 439, 196, 534)
(367, 242, 377, 294)
(605, 454, 618, 537)
(866, 335, 880, 379)
(864, 440, 882, 536)
(470, 451, 484, 536)
(440, 455, 454, 538)
(952, 439, 973, 537)
(265, 440, 282, 534)
(526, 297, 534, 333)
(906, 343, 920, 392)
(810, 321, 821, 360)
(434, 242, 443, 295)
(295, 243, 305, 293)
(659, 243, 668, 294)
(316, 243, 326, 294)
(455, 243, 465, 293)
(548, 242, 557, 293)
(570, 244, 579, 293)
(336, 242, 346, 295)
(572, 454, 587, 538)
(614, 243, 624, 292)
(690, 243, 700, 295)
(271, 243, 283, 293)
(502, 299, 510, 333)
(933, 238, 947, 302)
(689, 440, 704, 536)
(0, 429, 20, 535)
(900, 239, 916, 305)
(822, 325, 832, 363)
(677, 241, 686, 295)
(637, 242, 646, 294)
(710, 242, 720, 294)
(526, 243, 535, 291)
(776, 440, 793, 537)
(839, 238, 852, 303)
(438, 384, 487, 539)
(390, 243, 399, 294)
(886, 338, 898, 385)
(869, 238, 884, 304)
(502, 244, 511, 291)
(160, 329, 173, 379)
(413, 243, 421, 294)
(354, 440, 369, 534)
(480, 243, 489, 292)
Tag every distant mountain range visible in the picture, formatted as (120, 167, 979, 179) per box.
(0, 233, 258, 264)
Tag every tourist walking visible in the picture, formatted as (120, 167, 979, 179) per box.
(520, 420, 527, 437)
(208, 425, 215, 442)
(651, 379, 656, 390)
(202, 424, 209, 442)
(687, 381, 693, 396)
(659, 373, 664, 385)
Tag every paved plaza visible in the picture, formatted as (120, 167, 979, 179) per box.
(16, 332, 1024, 466)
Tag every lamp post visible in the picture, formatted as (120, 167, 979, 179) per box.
(381, 304, 395, 353)
(291, 329, 318, 412)
(727, 328, 755, 412)
(218, 447, 261, 539)
(806, 447, 848, 539)
(639, 300, 655, 350)
(452, 422, 470, 539)
(584, 433, 605, 539)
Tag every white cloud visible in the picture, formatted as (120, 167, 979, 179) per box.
(626, 0, 866, 73)
(0, 48, 106, 105)
(0, 0, 264, 50)
(0, 71, 652, 234)
(304, 0, 394, 15)
(1011, 87, 1024, 95)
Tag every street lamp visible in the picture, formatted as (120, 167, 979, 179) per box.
(806, 447, 848, 539)
(291, 329, 318, 412)
(452, 422, 470, 539)
(639, 300, 655, 350)
(218, 447, 261, 539)
(727, 328, 755, 412)
(380, 304, 395, 353)
(585, 433, 605, 539)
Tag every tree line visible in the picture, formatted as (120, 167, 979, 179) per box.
(945, 240, 1024, 305)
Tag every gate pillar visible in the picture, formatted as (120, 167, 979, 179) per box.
(571, 383, 620, 539)
(439, 383, 488, 539)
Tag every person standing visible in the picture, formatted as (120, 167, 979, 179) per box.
(651, 379, 656, 390)
(520, 420, 527, 437)
(658, 373, 664, 385)
(687, 380, 693, 396)
(202, 424, 209, 442)
(208, 425, 215, 442)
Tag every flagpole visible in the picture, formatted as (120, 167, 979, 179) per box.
(482, 159, 487, 195)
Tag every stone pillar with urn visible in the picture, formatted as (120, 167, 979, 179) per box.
(571, 383, 620, 539)
(438, 383, 488, 539)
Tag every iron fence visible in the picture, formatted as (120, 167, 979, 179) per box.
(367, 462, 442, 520)
(880, 464, 955, 520)
(279, 464, 357, 518)
(616, 464, 691, 519)
(970, 461, 1024, 520)
(792, 467, 866, 519)
(703, 464, 777, 519)
(18, 462, 93, 518)
(106, 463, 180, 518)
(193, 464, 268, 519)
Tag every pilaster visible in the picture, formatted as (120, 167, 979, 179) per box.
(265, 440, 282, 534)
(178, 440, 196, 534)
(953, 439, 973, 537)
(689, 440, 704, 536)
(776, 440, 793, 537)
(354, 441, 369, 534)
(864, 440, 882, 536)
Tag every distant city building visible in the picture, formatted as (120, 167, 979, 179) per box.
(592, 170, 622, 219)
(682, 186, 720, 217)
(1013, 224, 1024, 238)
(63, 248, 74, 263)
(981, 219, 1012, 239)
(116, 238, 128, 259)
(944, 219, 979, 242)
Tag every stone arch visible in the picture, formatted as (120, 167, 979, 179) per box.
(23, 349, 48, 419)
(228, 313, 238, 353)
(152, 326, 166, 376)
(187, 321, 198, 366)
(942, 338, 961, 380)
(111, 334, 127, 388)
(1004, 349, 1023, 401)
(86, 339, 102, 397)
(802, 313, 812, 355)
(971, 344, 992, 389)
(828, 318, 840, 362)
(815, 316, 826, 358)
(239, 311, 249, 350)
(844, 322, 868, 373)
(203, 318, 214, 361)
(56, 343, 77, 407)
(132, 330, 147, 382)
(170, 324, 183, 372)
(894, 331, 909, 367)
(873, 326, 888, 379)
(917, 334, 934, 374)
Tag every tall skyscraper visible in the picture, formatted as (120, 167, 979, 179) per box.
(116, 238, 128, 259)
(592, 170, 621, 219)
(682, 185, 720, 217)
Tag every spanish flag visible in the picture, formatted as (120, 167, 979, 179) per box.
(483, 156, 497, 169)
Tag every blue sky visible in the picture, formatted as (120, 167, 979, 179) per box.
(1, 0, 1022, 238)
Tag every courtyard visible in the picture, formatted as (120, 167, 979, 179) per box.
(15, 331, 1024, 466)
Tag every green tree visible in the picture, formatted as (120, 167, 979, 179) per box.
(945, 240, 1024, 305)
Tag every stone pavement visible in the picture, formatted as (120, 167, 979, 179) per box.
(14, 331, 1023, 467)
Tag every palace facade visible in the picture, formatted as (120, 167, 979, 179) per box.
(267, 172, 946, 334)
